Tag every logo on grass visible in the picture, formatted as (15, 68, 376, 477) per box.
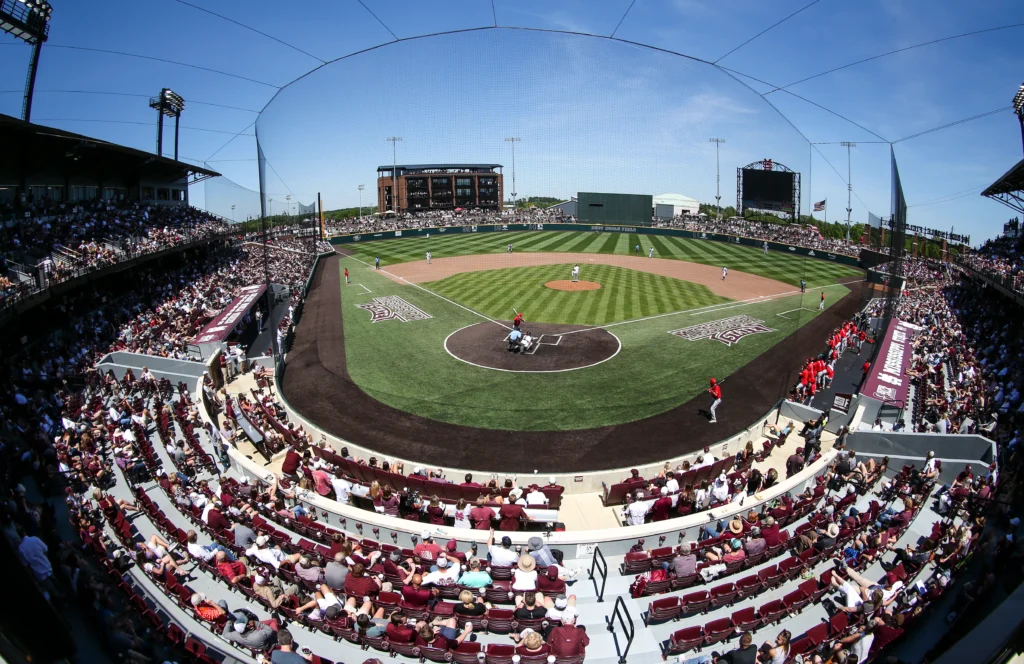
(355, 296, 432, 323)
(668, 315, 776, 347)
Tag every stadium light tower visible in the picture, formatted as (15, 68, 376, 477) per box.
(1014, 83, 1024, 155)
(1, 0, 53, 122)
(505, 137, 521, 207)
(386, 137, 402, 213)
(358, 184, 365, 220)
(709, 138, 725, 221)
(149, 88, 185, 160)
(841, 141, 856, 240)
(231, 204, 235, 223)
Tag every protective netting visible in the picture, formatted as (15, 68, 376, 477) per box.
(254, 28, 893, 225)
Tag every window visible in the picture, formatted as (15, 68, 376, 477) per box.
(142, 186, 155, 200)
(69, 185, 98, 202)
(456, 178, 471, 186)
(0, 186, 16, 203)
(103, 187, 127, 201)
(31, 185, 63, 201)
(456, 188, 473, 197)
(157, 188, 170, 201)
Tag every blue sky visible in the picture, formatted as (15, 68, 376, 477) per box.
(1, 0, 1021, 242)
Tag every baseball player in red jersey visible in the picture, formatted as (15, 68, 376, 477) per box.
(344, 268, 350, 284)
(707, 378, 722, 423)
(513, 312, 524, 329)
(819, 291, 826, 310)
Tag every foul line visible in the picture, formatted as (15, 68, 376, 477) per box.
(776, 307, 818, 320)
(343, 254, 510, 330)
(558, 281, 857, 337)
(353, 283, 371, 294)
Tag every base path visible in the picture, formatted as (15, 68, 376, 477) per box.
(282, 255, 869, 473)
(383, 252, 792, 300)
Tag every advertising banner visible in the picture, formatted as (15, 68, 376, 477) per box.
(860, 319, 921, 405)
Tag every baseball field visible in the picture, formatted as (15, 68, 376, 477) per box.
(315, 230, 861, 432)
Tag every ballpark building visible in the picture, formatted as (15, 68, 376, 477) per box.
(377, 163, 503, 214)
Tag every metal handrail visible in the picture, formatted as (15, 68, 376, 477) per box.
(606, 595, 635, 664)
(588, 545, 608, 603)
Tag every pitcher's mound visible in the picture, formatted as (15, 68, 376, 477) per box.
(545, 280, 601, 291)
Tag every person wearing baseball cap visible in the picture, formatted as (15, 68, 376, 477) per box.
(223, 608, 277, 649)
(487, 528, 519, 567)
(707, 377, 722, 423)
(413, 531, 442, 561)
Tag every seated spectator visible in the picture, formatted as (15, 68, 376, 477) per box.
(512, 554, 539, 592)
(385, 612, 417, 643)
(665, 542, 697, 578)
(488, 529, 519, 567)
(294, 556, 324, 584)
(458, 558, 493, 588)
(453, 589, 488, 617)
(744, 526, 767, 557)
(513, 591, 548, 620)
(514, 630, 551, 657)
(224, 609, 278, 649)
(422, 555, 461, 586)
(343, 563, 381, 598)
(547, 610, 588, 657)
(190, 593, 227, 623)
(414, 531, 442, 561)
(538, 565, 567, 595)
(415, 618, 474, 650)
(214, 550, 247, 584)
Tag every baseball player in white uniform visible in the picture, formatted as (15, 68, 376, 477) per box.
(426, 251, 431, 264)
(721, 266, 728, 280)
(648, 247, 655, 259)
(763, 241, 769, 254)
(571, 264, 580, 282)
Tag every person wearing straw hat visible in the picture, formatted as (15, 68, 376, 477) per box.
(512, 554, 538, 591)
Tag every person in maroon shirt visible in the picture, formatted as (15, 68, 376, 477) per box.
(460, 473, 482, 488)
(280, 446, 301, 477)
(650, 487, 672, 522)
(537, 566, 567, 595)
(343, 563, 381, 598)
(499, 501, 528, 531)
(385, 613, 416, 643)
(444, 539, 467, 564)
(547, 612, 589, 657)
(414, 532, 442, 561)
(400, 574, 431, 608)
(760, 516, 783, 547)
(206, 505, 231, 532)
(426, 496, 446, 525)
(869, 614, 904, 657)
(469, 497, 494, 530)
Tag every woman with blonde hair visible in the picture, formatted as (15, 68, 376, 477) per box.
(760, 629, 791, 664)
(427, 495, 446, 525)
(369, 481, 383, 512)
(453, 589, 487, 616)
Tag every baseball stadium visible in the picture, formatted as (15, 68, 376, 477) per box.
(1, 4, 1021, 664)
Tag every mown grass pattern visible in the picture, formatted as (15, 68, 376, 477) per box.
(344, 230, 861, 288)
(423, 264, 730, 325)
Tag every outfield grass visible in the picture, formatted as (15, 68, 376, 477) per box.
(339, 254, 850, 431)
(423, 264, 730, 325)
(343, 230, 860, 288)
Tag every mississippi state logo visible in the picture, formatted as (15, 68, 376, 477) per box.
(355, 296, 432, 323)
(669, 315, 776, 346)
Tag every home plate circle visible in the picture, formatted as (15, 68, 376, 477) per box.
(545, 280, 601, 291)
(444, 321, 620, 373)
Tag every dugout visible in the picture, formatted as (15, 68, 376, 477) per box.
(577, 192, 652, 225)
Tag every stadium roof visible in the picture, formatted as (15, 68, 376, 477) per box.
(0, 113, 220, 183)
(653, 193, 699, 205)
(376, 163, 502, 172)
(982, 157, 1024, 215)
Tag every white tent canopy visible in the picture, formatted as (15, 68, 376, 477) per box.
(653, 193, 699, 217)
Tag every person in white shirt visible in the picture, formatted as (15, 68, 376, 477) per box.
(247, 535, 301, 570)
(453, 500, 472, 528)
(330, 476, 353, 504)
(511, 555, 538, 591)
(623, 497, 649, 526)
(421, 556, 460, 586)
(664, 472, 680, 494)
(508, 488, 527, 506)
(525, 487, 547, 506)
(488, 529, 519, 566)
(710, 474, 730, 503)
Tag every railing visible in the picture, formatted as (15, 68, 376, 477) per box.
(605, 595, 635, 664)
(588, 545, 608, 603)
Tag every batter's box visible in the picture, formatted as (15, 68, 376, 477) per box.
(525, 334, 561, 355)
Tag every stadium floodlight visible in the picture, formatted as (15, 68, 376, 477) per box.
(1, 0, 54, 121)
(505, 137, 521, 207)
(1014, 83, 1024, 154)
(386, 137, 402, 213)
(358, 184, 365, 220)
(840, 142, 856, 234)
(709, 138, 725, 221)
(149, 88, 186, 160)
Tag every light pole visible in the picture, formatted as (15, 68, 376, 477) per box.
(286, 194, 292, 230)
(709, 138, 725, 221)
(358, 184, 365, 220)
(386, 137, 403, 213)
(1013, 83, 1024, 155)
(841, 141, 856, 241)
(231, 204, 235, 223)
(505, 137, 521, 208)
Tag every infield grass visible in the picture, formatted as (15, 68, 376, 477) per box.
(339, 254, 851, 432)
(343, 230, 860, 288)
(423, 264, 730, 325)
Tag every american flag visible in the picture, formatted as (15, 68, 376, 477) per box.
(813, 199, 826, 212)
